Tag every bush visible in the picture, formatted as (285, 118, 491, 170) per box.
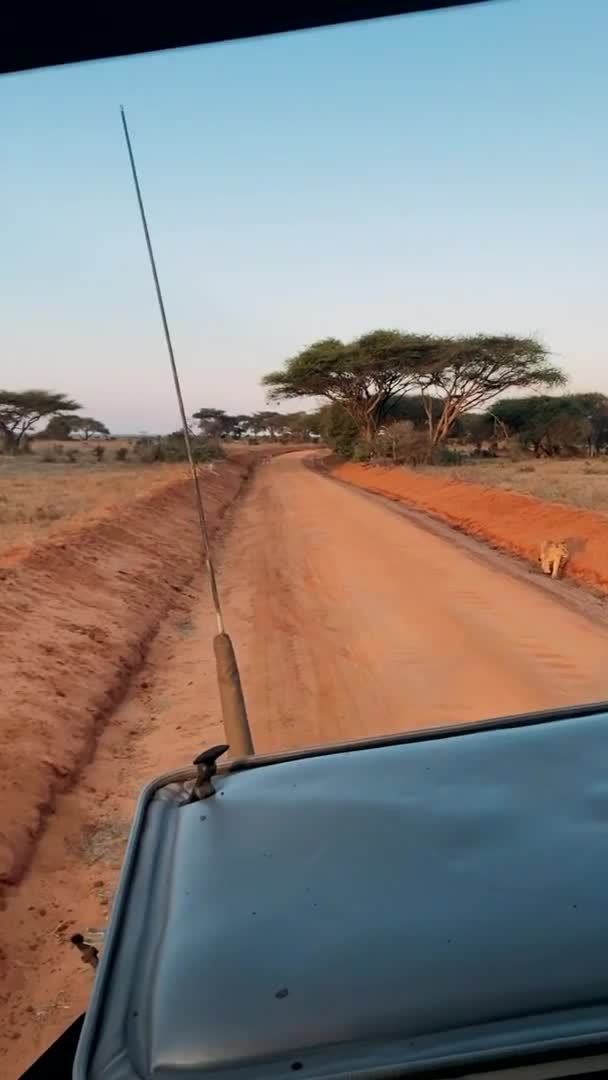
(352, 441, 373, 462)
(431, 446, 468, 466)
(66, 448, 79, 463)
(1, 435, 33, 455)
(115, 446, 129, 461)
(40, 452, 57, 463)
(192, 438, 224, 463)
(134, 434, 224, 465)
(92, 445, 106, 462)
(321, 404, 359, 458)
(372, 422, 431, 466)
(134, 437, 162, 464)
(470, 446, 498, 459)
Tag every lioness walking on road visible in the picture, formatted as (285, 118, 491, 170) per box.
(540, 540, 569, 579)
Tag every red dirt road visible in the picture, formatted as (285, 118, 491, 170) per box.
(4, 451, 608, 1075)
(227, 453, 608, 742)
(334, 459, 608, 594)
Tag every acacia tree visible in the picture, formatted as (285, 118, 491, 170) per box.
(263, 331, 444, 441)
(43, 414, 81, 440)
(193, 408, 255, 439)
(0, 390, 82, 451)
(193, 408, 229, 437)
(43, 414, 110, 440)
(412, 335, 566, 445)
(381, 393, 444, 429)
(491, 395, 591, 456)
(251, 411, 286, 438)
(71, 417, 110, 440)
(229, 414, 253, 438)
(571, 393, 608, 456)
(280, 411, 316, 440)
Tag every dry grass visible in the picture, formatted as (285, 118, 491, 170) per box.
(0, 437, 297, 560)
(29, 436, 132, 453)
(426, 457, 608, 513)
(0, 450, 191, 558)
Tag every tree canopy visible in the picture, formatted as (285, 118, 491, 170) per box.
(571, 393, 608, 456)
(43, 414, 81, 441)
(42, 414, 111, 441)
(71, 417, 110, 440)
(0, 390, 82, 450)
(192, 407, 230, 437)
(251, 411, 285, 437)
(263, 331, 444, 440)
(263, 331, 563, 444)
(411, 335, 566, 444)
(491, 394, 605, 456)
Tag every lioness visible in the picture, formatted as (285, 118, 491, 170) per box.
(539, 540, 569, 579)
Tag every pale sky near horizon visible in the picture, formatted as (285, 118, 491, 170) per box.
(3, 0, 607, 433)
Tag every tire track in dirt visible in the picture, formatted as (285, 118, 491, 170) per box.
(0, 572, 229, 1075)
(0, 462, 247, 891)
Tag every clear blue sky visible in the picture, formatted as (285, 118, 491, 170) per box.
(2, 0, 606, 433)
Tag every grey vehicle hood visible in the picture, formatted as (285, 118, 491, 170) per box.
(75, 709, 608, 1079)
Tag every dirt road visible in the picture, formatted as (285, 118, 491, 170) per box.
(227, 452, 608, 743)
(4, 450, 608, 1075)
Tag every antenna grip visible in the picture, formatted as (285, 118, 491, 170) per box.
(213, 633, 254, 757)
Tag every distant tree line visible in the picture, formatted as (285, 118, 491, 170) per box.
(261, 329, 608, 463)
(6, 338, 606, 469)
(0, 388, 321, 459)
(43, 414, 110, 441)
(191, 407, 319, 442)
(0, 389, 109, 452)
(308, 391, 608, 464)
(484, 392, 608, 458)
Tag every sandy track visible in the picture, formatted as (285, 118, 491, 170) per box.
(334, 459, 608, 594)
(4, 450, 608, 1075)
(228, 452, 608, 743)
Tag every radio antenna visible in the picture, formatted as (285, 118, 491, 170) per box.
(120, 106, 253, 757)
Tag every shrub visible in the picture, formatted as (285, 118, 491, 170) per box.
(115, 446, 129, 461)
(373, 422, 431, 466)
(92, 445, 106, 462)
(192, 438, 224, 463)
(352, 440, 374, 462)
(134, 434, 224, 465)
(1, 435, 33, 455)
(66, 448, 79, 463)
(321, 404, 359, 458)
(470, 447, 498, 459)
(40, 452, 56, 463)
(431, 446, 468, 466)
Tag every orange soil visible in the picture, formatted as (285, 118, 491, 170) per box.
(4, 451, 608, 1075)
(334, 461, 608, 594)
(0, 461, 247, 889)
